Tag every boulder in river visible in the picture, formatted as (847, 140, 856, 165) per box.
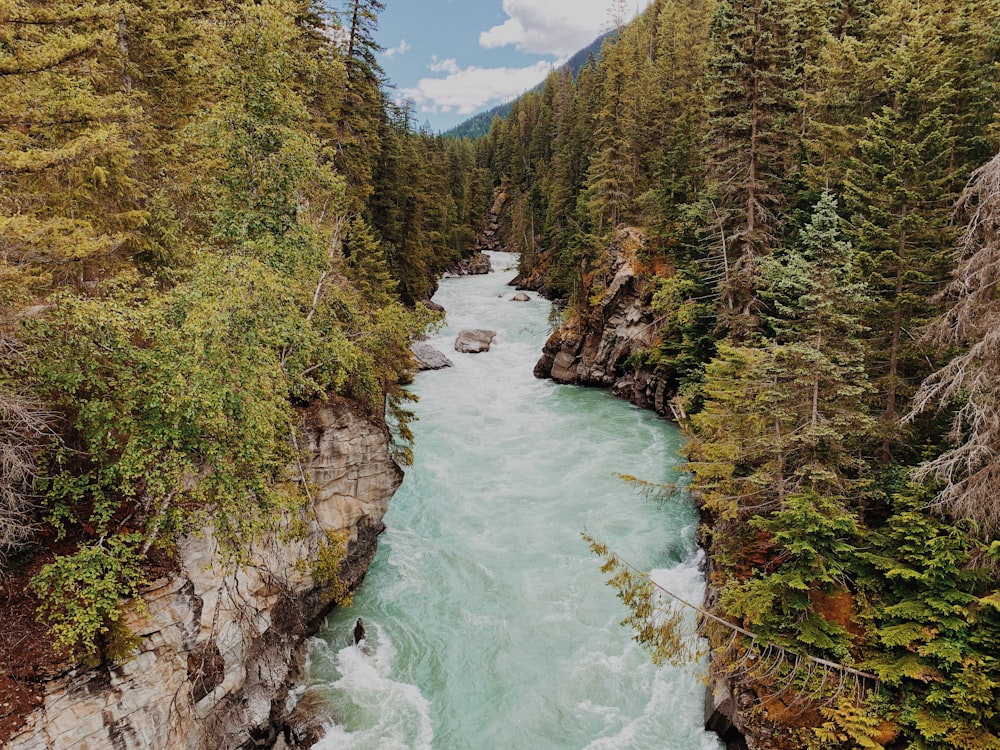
(277, 690, 329, 749)
(412, 342, 454, 370)
(511, 292, 530, 302)
(455, 329, 496, 353)
(421, 299, 445, 313)
(447, 252, 492, 276)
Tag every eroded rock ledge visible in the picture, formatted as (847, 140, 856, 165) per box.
(8, 397, 403, 750)
(533, 228, 674, 416)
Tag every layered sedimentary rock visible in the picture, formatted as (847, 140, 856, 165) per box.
(533, 228, 674, 416)
(7, 397, 402, 750)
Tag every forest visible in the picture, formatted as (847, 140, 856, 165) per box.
(4, 0, 1000, 747)
(483, 0, 1000, 747)
(0, 0, 485, 667)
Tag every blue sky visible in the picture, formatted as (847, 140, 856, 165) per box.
(373, 1, 652, 132)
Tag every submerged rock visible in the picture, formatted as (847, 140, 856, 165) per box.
(412, 343, 454, 370)
(455, 329, 496, 353)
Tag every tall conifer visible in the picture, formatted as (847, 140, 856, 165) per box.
(704, 0, 797, 327)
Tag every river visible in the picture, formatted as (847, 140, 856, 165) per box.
(304, 252, 723, 750)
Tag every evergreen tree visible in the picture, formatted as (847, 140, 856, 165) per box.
(703, 0, 798, 327)
(642, 0, 714, 216)
(0, 0, 141, 307)
(332, 0, 385, 209)
(586, 20, 643, 235)
(757, 192, 873, 487)
(688, 194, 872, 556)
(842, 1, 961, 462)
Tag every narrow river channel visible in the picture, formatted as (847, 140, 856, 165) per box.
(305, 252, 723, 750)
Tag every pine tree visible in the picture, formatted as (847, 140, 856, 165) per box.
(703, 0, 798, 327)
(0, 0, 141, 308)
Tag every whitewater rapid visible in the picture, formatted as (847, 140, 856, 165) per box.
(302, 252, 722, 750)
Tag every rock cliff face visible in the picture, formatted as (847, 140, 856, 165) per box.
(445, 188, 507, 278)
(533, 228, 675, 416)
(7, 397, 402, 750)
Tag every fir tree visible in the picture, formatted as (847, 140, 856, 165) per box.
(704, 0, 798, 328)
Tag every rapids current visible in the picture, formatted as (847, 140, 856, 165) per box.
(303, 252, 723, 750)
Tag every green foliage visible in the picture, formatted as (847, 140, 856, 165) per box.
(584, 533, 698, 667)
(304, 529, 353, 607)
(815, 699, 887, 749)
(858, 490, 1000, 749)
(26, 262, 303, 559)
(643, 273, 717, 390)
(722, 491, 861, 657)
(31, 533, 148, 665)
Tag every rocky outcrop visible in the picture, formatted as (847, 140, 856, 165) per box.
(462, 252, 492, 275)
(445, 251, 491, 276)
(705, 678, 752, 750)
(476, 189, 507, 254)
(455, 329, 496, 353)
(411, 343, 453, 370)
(7, 397, 402, 750)
(446, 189, 507, 278)
(533, 228, 675, 416)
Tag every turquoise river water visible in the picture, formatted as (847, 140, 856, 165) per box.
(304, 252, 723, 750)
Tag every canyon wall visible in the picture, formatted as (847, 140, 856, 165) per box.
(533, 228, 675, 417)
(7, 397, 402, 750)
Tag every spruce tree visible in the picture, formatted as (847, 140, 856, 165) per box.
(842, 1, 960, 462)
(0, 0, 140, 307)
(703, 0, 798, 328)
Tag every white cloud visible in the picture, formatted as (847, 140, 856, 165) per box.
(479, 0, 652, 57)
(428, 56, 460, 74)
(400, 61, 555, 115)
(384, 39, 411, 58)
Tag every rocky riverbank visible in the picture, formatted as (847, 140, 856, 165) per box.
(532, 227, 676, 418)
(6, 397, 402, 750)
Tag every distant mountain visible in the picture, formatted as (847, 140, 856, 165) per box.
(559, 28, 617, 78)
(442, 29, 618, 140)
(444, 101, 515, 140)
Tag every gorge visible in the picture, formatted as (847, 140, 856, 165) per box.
(5, 1, 1000, 747)
(299, 252, 722, 749)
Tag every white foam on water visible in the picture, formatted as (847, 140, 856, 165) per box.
(576, 555, 722, 750)
(306, 254, 723, 749)
(312, 625, 434, 750)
